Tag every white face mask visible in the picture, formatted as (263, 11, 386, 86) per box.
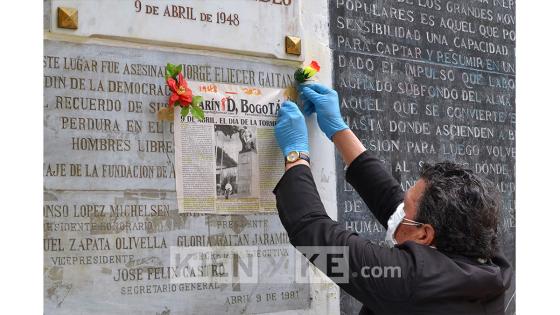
(385, 203, 405, 247)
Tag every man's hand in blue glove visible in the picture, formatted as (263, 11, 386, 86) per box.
(274, 101, 309, 157)
(298, 83, 349, 140)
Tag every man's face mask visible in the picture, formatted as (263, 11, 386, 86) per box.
(384, 203, 425, 247)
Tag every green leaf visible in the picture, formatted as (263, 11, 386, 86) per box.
(180, 106, 190, 119)
(294, 68, 306, 83)
(166, 63, 174, 77)
(192, 95, 203, 106)
(174, 64, 183, 76)
(190, 104, 205, 121)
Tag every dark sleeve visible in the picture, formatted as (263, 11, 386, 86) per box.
(274, 165, 417, 307)
(345, 150, 405, 229)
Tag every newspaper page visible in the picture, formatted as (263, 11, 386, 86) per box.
(174, 82, 288, 213)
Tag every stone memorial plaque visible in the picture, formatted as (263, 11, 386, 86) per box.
(50, 0, 303, 61)
(44, 40, 295, 191)
(329, 1, 516, 314)
(44, 40, 310, 314)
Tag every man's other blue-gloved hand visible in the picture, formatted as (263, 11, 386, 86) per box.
(274, 101, 309, 157)
(298, 83, 349, 140)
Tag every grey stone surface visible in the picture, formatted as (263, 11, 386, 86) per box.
(44, 40, 310, 314)
(49, 0, 303, 61)
(44, 40, 295, 191)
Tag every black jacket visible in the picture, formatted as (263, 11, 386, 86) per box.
(274, 151, 512, 315)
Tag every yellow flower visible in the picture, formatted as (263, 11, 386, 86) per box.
(304, 61, 320, 78)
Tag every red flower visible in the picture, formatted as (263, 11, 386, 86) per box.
(167, 73, 193, 107)
(310, 60, 320, 72)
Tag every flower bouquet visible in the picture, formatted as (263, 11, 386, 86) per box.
(285, 60, 321, 100)
(157, 63, 204, 122)
(294, 60, 320, 83)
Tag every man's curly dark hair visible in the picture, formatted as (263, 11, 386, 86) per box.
(415, 162, 500, 259)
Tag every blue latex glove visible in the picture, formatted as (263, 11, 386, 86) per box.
(298, 83, 349, 140)
(274, 101, 309, 157)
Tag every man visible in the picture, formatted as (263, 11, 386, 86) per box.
(224, 181, 233, 199)
(273, 83, 512, 314)
(239, 126, 256, 152)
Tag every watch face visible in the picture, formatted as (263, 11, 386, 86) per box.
(287, 151, 299, 162)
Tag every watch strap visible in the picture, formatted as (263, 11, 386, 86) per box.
(298, 152, 310, 163)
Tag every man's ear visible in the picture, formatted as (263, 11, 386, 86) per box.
(417, 224, 435, 246)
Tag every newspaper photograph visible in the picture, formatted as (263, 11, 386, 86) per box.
(174, 82, 288, 213)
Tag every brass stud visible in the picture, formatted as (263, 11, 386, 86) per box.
(285, 36, 301, 56)
(57, 7, 78, 30)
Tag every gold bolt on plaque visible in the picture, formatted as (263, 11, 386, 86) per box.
(285, 36, 301, 56)
(57, 7, 78, 30)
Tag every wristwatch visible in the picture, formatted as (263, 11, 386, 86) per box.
(285, 151, 310, 164)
